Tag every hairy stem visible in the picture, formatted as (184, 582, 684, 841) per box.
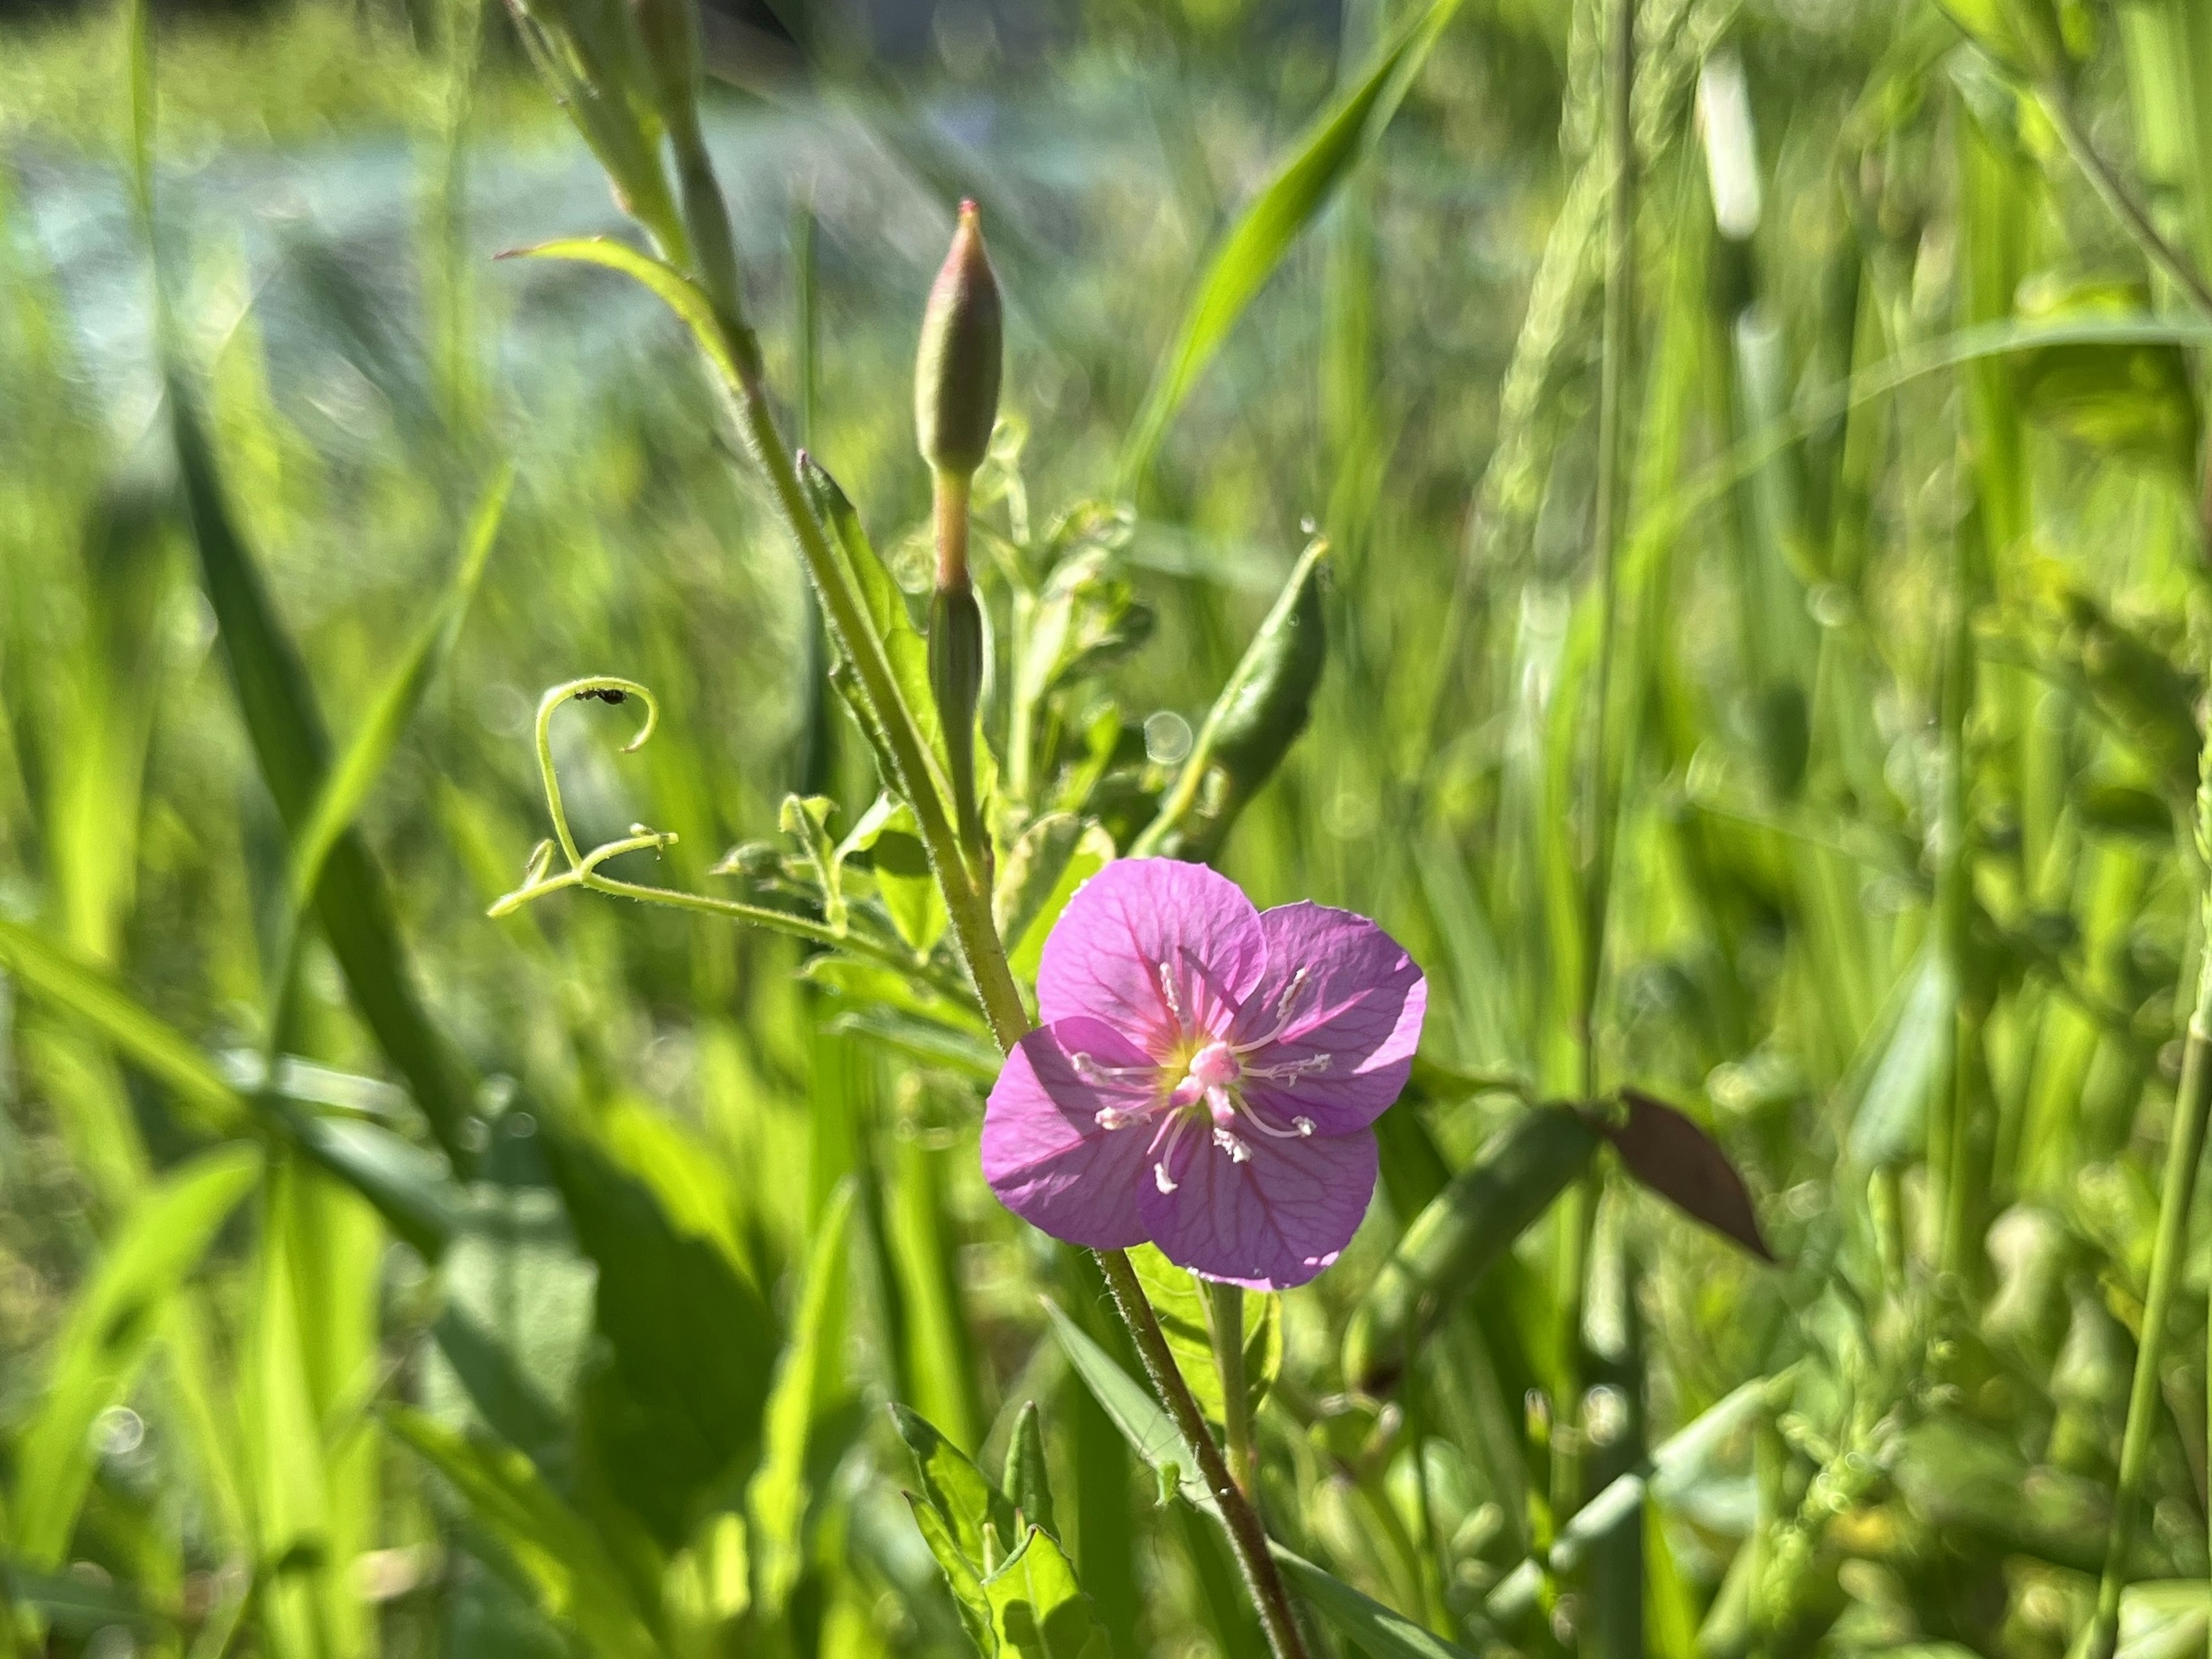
(633, 111, 1316, 1659)
(1100, 1249, 1312, 1659)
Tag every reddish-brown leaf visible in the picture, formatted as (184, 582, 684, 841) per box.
(1604, 1090, 1775, 1263)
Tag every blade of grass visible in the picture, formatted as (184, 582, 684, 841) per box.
(1115, 0, 1469, 493)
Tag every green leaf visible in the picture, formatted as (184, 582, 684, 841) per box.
(994, 816, 1115, 983)
(843, 794, 950, 955)
(907, 1491, 999, 1658)
(891, 1403, 1022, 1574)
(1002, 1401, 1056, 1541)
(1046, 1299, 1480, 1659)
(506, 236, 749, 395)
(1127, 1245, 1278, 1430)
(1342, 1104, 1600, 1394)
(0, 915, 245, 1134)
(983, 1525, 1112, 1659)
(1118, 0, 1467, 487)
(1040, 1300, 1208, 1506)
(168, 373, 479, 1169)
(1846, 948, 1955, 1169)
(0, 1560, 171, 1635)
(12, 1143, 263, 1566)
(800, 455, 950, 797)
(285, 465, 512, 915)
(543, 1124, 780, 1550)
(385, 1406, 661, 1659)
(748, 1180, 856, 1615)
(779, 793, 849, 934)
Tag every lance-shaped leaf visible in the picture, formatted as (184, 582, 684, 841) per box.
(385, 1407, 661, 1659)
(748, 1182, 857, 1615)
(892, 1403, 1022, 1574)
(1604, 1091, 1774, 1262)
(1002, 1402, 1057, 1540)
(12, 1145, 263, 1567)
(1343, 1103, 1599, 1395)
(1127, 1245, 1280, 1433)
(1119, 0, 1470, 486)
(168, 374, 479, 1169)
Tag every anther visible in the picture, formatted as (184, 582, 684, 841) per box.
(1211, 1126, 1252, 1163)
(1154, 1161, 1179, 1194)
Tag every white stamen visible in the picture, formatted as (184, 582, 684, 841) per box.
(1244, 1053, 1332, 1082)
(1156, 961, 1187, 1027)
(1211, 1126, 1252, 1162)
(1154, 1161, 1179, 1193)
(1234, 967, 1313, 1054)
(1072, 1052, 1159, 1085)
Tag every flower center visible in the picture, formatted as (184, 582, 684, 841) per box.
(1187, 1040, 1241, 1092)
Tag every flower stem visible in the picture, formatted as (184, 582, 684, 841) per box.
(1207, 1278, 1254, 1495)
(1100, 1249, 1311, 1659)
(660, 131, 1309, 1659)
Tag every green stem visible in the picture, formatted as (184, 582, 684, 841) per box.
(1556, 0, 1635, 1577)
(1934, 501, 1982, 1283)
(2088, 786, 2212, 1658)
(1100, 1249, 1312, 1659)
(619, 104, 1312, 1659)
(1208, 1279, 1253, 1495)
(2036, 76, 2212, 320)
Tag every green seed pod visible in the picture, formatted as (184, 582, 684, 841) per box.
(1341, 1104, 1599, 1396)
(915, 201, 1003, 480)
(929, 583, 987, 853)
(1138, 540, 1328, 861)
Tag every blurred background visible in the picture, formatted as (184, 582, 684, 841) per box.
(5, 0, 2212, 1655)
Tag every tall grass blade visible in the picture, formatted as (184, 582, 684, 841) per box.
(1116, 0, 1468, 490)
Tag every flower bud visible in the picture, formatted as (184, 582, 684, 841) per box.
(915, 200, 1003, 480)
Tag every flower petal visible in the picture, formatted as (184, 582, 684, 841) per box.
(1036, 858, 1268, 1051)
(1232, 902, 1426, 1134)
(982, 1017, 1158, 1249)
(1138, 1124, 1378, 1291)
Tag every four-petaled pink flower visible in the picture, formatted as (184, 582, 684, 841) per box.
(982, 859, 1426, 1289)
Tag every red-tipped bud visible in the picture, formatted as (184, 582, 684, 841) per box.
(915, 200, 1003, 479)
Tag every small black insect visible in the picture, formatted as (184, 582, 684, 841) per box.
(575, 687, 627, 705)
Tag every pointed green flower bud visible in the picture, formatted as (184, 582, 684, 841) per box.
(915, 200, 1003, 482)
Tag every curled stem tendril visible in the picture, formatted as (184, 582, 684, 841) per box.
(488, 677, 955, 991)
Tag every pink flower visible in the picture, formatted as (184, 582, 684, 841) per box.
(982, 859, 1427, 1289)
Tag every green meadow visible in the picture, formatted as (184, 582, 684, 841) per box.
(2, 0, 2210, 1655)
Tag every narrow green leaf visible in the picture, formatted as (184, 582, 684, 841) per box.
(168, 374, 479, 1168)
(801, 456, 951, 793)
(505, 236, 748, 395)
(892, 1403, 1022, 1573)
(12, 1143, 263, 1566)
(286, 465, 512, 914)
(1126, 1245, 1278, 1430)
(1118, 0, 1467, 486)
(1002, 1401, 1056, 1540)
(748, 1181, 857, 1615)
(385, 1406, 661, 1659)
(0, 916, 245, 1134)
(1342, 1104, 1600, 1394)
(907, 1491, 999, 1658)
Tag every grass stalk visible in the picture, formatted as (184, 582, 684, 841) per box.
(2086, 649, 2212, 1659)
(1556, 0, 1637, 1573)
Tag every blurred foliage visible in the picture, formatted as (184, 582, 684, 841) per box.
(3, 0, 2212, 1656)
